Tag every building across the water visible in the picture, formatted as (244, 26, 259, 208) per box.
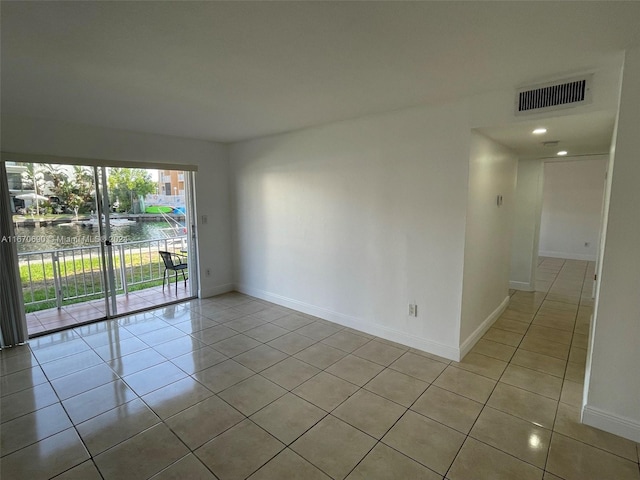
(5, 162, 33, 213)
(158, 169, 185, 197)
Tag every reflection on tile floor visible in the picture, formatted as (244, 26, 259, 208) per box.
(2, 258, 639, 479)
(26, 283, 192, 335)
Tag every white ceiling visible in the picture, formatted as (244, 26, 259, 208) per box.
(2, 2, 639, 143)
(477, 111, 616, 160)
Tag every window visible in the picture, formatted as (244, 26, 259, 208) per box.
(6, 172, 23, 190)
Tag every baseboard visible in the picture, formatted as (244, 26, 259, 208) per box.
(582, 405, 640, 443)
(538, 251, 597, 262)
(458, 295, 510, 360)
(509, 281, 534, 291)
(236, 284, 459, 361)
(200, 282, 234, 299)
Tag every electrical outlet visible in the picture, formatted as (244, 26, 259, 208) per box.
(206, 268, 211, 277)
(408, 304, 417, 317)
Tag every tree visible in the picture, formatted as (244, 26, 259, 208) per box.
(40, 164, 71, 212)
(41, 163, 68, 193)
(107, 168, 156, 213)
(21, 163, 46, 215)
(60, 166, 95, 214)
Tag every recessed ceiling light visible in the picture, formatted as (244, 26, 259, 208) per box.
(557, 150, 568, 156)
(533, 128, 547, 135)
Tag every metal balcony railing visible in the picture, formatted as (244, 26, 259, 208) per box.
(18, 236, 188, 311)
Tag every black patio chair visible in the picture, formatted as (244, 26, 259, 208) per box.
(159, 251, 188, 292)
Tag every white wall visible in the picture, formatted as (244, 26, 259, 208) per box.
(230, 101, 472, 359)
(460, 132, 517, 353)
(0, 115, 233, 297)
(583, 45, 640, 442)
(539, 157, 607, 261)
(510, 160, 544, 291)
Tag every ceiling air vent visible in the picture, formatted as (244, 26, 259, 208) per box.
(515, 74, 593, 116)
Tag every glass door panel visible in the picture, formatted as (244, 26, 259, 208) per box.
(105, 166, 197, 315)
(6, 162, 110, 334)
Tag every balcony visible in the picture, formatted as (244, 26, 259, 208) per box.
(19, 235, 193, 335)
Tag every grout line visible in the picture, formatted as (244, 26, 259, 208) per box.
(444, 275, 552, 479)
(4, 268, 628, 479)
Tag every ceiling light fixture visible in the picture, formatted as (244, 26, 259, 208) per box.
(557, 150, 568, 156)
(533, 128, 547, 135)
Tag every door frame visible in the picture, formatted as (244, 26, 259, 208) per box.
(1, 153, 200, 336)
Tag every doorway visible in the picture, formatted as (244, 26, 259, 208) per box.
(3, 160, 198, 335)
(536, 157, 608, 296)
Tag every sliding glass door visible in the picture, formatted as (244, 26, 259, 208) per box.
(2, 160, 198, 336)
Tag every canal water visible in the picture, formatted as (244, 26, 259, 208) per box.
(13, 220, 186, 253)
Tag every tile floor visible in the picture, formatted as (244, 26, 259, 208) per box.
(1, 257, 639, 479)
(26, 283, 192, 335)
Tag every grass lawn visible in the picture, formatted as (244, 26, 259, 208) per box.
(22, 251, 172, 313)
